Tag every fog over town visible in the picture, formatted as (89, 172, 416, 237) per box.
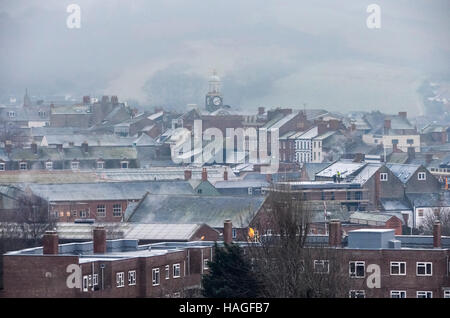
(1, 0, 449, 113)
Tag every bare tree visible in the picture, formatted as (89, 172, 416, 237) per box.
(0, 190, 55, 290)
(245, 185, 351, 298)
(420, 207, 450, 236)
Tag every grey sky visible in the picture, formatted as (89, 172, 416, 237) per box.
(0, 0, 448, 114)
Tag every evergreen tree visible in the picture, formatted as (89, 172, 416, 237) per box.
(202, 243, 261, 298)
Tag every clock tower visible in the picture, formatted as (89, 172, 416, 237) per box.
(205, 69, 223, 112)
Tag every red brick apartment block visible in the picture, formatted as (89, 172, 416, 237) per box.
(2, 227, 215, 298)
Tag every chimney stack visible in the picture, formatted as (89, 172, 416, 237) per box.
(111, 96, 118, 104)
(5, 140, 12, 154)
(42, 230, 59, 255)
(81, 141, 88, 153)
(328, 220, 342, 247)
(425, 153, 433, 164)
(384, 119, 391, 133)
(398, 111, 407, 119)
(184, 169, 192, 181)
(258, 107, 265, 115)
(223, 169, 228, 181)
(265, 173, 272, 182)
(83, 96, 91, 105)
(93, 226, 107, 254)
(56, 144, 63, 152)
(353, 153, 364, 163)
(407, 147, 415, 160)
(202, 168, 208, 181)
(31, 142, 38, 154)
(433, 220, 441, 248)
(101, 96, 109, 104)
(223, 220, 233, 244)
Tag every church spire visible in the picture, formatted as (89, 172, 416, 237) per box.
(23, 88, 31, 107)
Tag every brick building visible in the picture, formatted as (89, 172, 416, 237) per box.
(1, 227, 216, 298)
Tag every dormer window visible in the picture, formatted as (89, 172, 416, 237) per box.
(418, 172, 426, 181)
(0, 163, 5, 171)
(120, 161, 129, 169)
(45, 161, 53, 170)
(71, 161, 79, 170)
(97, 161, 105, 169)
(19, 162, 27, 170)
(7, 111, 16, 118)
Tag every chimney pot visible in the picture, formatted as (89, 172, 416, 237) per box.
(433, 220, 442, 248)
(223, 169, 228, 181)
(384, 119, 391, 132)
(93, 226, 107, 254)
(43, 230, 59, 255)
(184, 169, 192, 181)
(328, 220, 342, 247)
(202, 168, 208, 181)
(31, 142, 38, 154)
(82, 141, 88, 153)
(223, 220, 233, 244)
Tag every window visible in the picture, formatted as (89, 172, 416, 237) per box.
(152, 268, 160, 286)
(7, 111, 16, 118)
(116, 272, 125, 288)
(93, 274, 98, 286)
(59, 211, 64, 217)
(165, 265, 170, 279)
(97, 205, 106, 217)
(203, 259, 209, 270)
(390, 262, 406, 275)
(113, 204, 122, 217)
(380, 173, 388, 181)
(418, 209, 424, 218)
(418, 172, 426, 181)
(349, 290, 365, 298)
(45, 161, 53, 170)
(390, 290, 406, 298)
(66, 211, 70, 217)
(72, 210, 77, 217)
(82, 275, 89, 292)
(80, 209, 89, 218)
(71, 161, 79, 170)
(128, 270, 136, 286)
(120, 161, 129, 169)
(444, 290, 450, 298)
(417, 291, 432, 298)
(19, 162, 27, 170)
(97, 161, 104, 169)
(0, 163, 5, 171)
(417, 262, 432, 276)
(314, 260, 329, 274)
(248, 187, 253, 195)
(232, 228, 237, 239)
(173, 264, 181, 278)
(349, 261, 365, 278)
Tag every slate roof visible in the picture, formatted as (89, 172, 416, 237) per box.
(301, 163, 332, 181)
(349, 211, 399, 225)
(23, 180, 195, 201)
(406, 192, 450, 208)
(8, 146, 138, 161)
(386, 163, 421, 183)
(350, 163, 381, 185)
(315, 161, 366, 179)
(380, 199, 412, 211)
(127, 194, 266, 228)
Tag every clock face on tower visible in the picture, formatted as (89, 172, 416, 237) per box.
(212, 96, 222, 106)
